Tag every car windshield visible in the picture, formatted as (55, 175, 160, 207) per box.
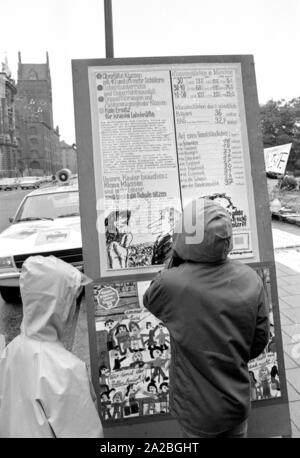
(15, 191, 80, 222)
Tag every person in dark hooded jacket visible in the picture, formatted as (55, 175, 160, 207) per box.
(143, 198, 269, 438)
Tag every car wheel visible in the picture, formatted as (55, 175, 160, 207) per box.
(0, 287, 22, 304)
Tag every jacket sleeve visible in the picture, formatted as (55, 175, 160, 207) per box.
(143, 272, 171, 323)
(250, 283, 270, 360)
(38, 357, 104, 438)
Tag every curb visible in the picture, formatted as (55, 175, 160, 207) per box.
(272, 212, 300, 227)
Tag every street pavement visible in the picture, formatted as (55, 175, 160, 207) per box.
(0, 188, 30, 232)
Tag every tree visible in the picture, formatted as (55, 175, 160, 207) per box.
(260, 98, 300, 172)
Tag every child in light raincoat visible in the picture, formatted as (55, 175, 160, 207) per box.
(0, 255, 103, 438)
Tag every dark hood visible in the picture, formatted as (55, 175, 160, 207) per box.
(172, 199, 233, 263)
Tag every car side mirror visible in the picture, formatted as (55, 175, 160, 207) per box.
(9, 217, 14, 223)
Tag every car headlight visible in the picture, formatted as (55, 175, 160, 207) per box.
(0, 256, 14, 268)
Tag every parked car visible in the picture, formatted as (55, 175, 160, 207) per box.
(0, 180, 82, 303)
(19, 177, 40, 190)
(0, 178, 19, 191)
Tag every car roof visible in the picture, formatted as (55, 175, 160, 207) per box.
(25, 182, 79, 197)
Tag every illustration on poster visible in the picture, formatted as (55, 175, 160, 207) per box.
(203, 193, 247, 228)
(94, 282, 171, 420)
(94, 267, 279, 424)
(105, 210, 133, 269)
(105, 206, 180, 269)
(247, 267, 281, 401)
(103, 194, 250, 272)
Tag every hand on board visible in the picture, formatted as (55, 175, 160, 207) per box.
(108, 233, 132, 269)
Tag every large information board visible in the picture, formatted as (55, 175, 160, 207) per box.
(72, 55, 291, 437)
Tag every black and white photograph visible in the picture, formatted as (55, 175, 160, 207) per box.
(0, 0, 299, 442)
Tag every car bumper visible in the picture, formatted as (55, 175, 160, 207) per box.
(0, 264, 83, 288)
(0, 271, 20, 287)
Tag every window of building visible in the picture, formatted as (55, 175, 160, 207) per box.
(29, 160, 40, 170)
(30, 149, 39, 158)
(29, 126, 37, 135)
(29, 70, 38, 80)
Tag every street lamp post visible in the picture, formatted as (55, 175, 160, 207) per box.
(104, 0, 114, 58)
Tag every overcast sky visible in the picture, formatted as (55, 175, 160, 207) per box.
(1, 0, 299, 144)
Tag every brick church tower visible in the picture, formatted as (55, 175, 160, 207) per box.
(15, 52, 61, 175)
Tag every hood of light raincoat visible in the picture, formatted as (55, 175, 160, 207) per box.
(172, 199, 233, 263)
(20, 255, 88, 342)
(0, 256, 102, 438)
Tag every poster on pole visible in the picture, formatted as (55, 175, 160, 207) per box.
(88, 62, 260, 278)
(72, 56, 291, 437)
(264, 143, 292, 175)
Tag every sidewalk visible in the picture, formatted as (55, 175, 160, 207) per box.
(275, 260, 300, 438)
(272, 225, 300, 438)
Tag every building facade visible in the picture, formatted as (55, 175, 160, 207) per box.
(15, 52, 62, 176)
(60, 140, 78, 174)
(0, 61, 18, 177)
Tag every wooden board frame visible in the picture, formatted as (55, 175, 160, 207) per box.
(72, 55, 291, 438)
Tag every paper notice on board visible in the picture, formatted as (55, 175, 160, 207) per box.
(93, 70, 182, 271)
(170, 67, 253, 258)
(89, 63, 258, 275)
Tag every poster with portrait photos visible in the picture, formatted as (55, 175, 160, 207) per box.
(93, 280, 170, 423)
